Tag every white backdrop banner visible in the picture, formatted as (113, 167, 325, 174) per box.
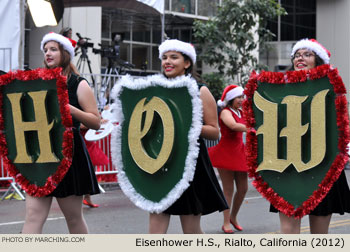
(137, 0, 164, 14)
(0, 0, 21, 71)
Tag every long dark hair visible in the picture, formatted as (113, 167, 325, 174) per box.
(162, 52, 203, 83)
(227, 99, 234, 107)
(182, 53, 203, 83)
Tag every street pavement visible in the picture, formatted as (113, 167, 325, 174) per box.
(0, 170, 349, 234)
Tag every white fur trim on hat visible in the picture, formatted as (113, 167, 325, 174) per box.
(226, 86, 244, 102)
(159, 39, 196, 64)
(217, 99, 225, 108)
(40, 32, 75, 60)
(217, 86, 244, 108)
(291, 39, 330, 64)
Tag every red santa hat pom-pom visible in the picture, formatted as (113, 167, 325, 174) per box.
(217, 84, 244, 108)
(68, 38, 77, 48)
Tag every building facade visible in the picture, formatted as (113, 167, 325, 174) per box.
(3, 0, 349, 98)
(260, 0, 350, 100)
(25, 0, 222, 77)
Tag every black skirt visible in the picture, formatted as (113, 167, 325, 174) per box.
(49, 128, 100, 198)
(270, 170, 350, 216)
(164, 138, 228, 215)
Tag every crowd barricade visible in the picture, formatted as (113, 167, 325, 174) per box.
(0, 133, 118, 200)
(0, 157, 25, 200)
(204, 138, 220, 148)
(0, 72, 126, 200)
(93, 134, 118, 187)
(0, 47, 12, 72)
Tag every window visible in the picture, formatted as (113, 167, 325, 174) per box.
(132, 44, 149, 70)
(100, 1, 219, 73)
(152, 45, 161, 70)
(132, 25, 151, 43)
(268, 0, 316, 41)
(197, 0, 220, 17)
(172, 0, 195, 14)
(165, 0, 170, 11)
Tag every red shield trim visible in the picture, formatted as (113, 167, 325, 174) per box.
(0, 68, 73, 197)
(243, 64, 350, 218)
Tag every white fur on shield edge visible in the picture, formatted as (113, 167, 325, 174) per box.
(110, 74, 203, 213)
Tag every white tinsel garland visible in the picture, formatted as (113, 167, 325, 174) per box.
(110, 74, 203, 213)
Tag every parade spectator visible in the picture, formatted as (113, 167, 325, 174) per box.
(208, 84, 248, 234)
(60, 27, 73, 39)
(59, 27, 78, 53)
(270, 38, 350, 233)
(148, 39, 228, 234)
(21, 33, 100, 234)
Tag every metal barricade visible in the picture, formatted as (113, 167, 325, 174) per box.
(204, 138, 220, 148)
(80, 72, 144, 110)
(0, 48, 12, 72)
(80, 72, 120, 188)
(0, 72, 122, 199)
(80, 72, 121, 111)
(93, 135, 118, 189)
(0, 137, 118, 199)
(0, 157, 25, 200)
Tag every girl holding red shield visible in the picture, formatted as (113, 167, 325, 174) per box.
(21, 33, 101, 234)
(271, 39, 350, 233)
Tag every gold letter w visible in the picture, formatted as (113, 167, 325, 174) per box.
(254, 89, 328, 173)
(7, 91, 59, 163)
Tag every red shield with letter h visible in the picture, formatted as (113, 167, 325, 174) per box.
(0, 68, 73, 197)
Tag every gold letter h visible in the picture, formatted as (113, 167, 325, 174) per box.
(7, 91, 59, 163)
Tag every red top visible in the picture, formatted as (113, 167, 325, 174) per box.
(208, 108, 248, 172)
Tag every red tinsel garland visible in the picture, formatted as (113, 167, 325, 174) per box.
(258, 71, 285, 84)
(243, 64, 350, 218)
(0, 68, 73, 197)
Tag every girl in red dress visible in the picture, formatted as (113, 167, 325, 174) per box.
(80, 123, 109, 208)
(208, 85, 248, 233)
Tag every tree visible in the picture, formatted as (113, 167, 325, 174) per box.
(202, 72, 226, 101)
(193, 0, 286, 86)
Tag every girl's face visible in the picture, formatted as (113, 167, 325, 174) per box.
(44, 41, 61, 69)
(67, 29, 72, 39)
(161, 51, 191, 78)
(231, 95, 244, 109)
(293, 49, 316, 71)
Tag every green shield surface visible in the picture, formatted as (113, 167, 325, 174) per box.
(0, 69, 73, 197)
(244, 65, 349, 217)
(111, 75, 202, 213)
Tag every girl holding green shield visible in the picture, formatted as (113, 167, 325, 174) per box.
(149, 39, 228, 233)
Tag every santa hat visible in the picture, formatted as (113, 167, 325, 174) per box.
(67, 38, 77, 48)
(217, 85, 244, 108)
(291, 38, 331, 64)
(159, 39, 196, 64)
(40, 32, 75, 60)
